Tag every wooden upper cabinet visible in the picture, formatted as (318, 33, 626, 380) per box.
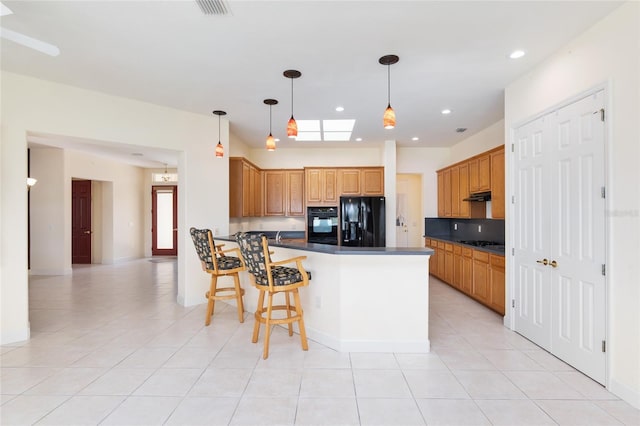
(265, 169, 304, 217)
(286, 170, 305, 216)
(469, 154, 491, 193)
(443, 168, 452, 217)
(437, 171, 445, 217)
(491, 147, 505, 219)
(264, 171, 285, 216)
(338, 169, 361, 196)
(361, 167, 384, 196)
(450, 166, 460, 217)
(229, 157, 262, 217)
(458, 163, 470, 217)
(305, 168, 338, 206)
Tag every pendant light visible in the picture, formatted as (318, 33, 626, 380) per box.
(161, 163, 171, 182)
(212, 110, 226, 158)
(283, 69, 301, 138)
(379, 54, 399, 129)
(264, 99, 278, 151)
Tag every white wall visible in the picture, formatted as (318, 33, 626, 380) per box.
(504, 2, 639, 407)
(1, 71, 228, 343)
(449, 119, 505, 164)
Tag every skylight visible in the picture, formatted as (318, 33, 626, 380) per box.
(294, 119, 355, 141)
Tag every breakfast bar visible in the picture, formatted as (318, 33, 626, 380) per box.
(217, 235, 434, 353)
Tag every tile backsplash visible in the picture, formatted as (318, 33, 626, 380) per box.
(424, 217, 505, 244)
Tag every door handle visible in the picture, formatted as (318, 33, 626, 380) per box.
(536, 258, 548, 266)
(173, 228, 178, 231)
(84, 230, 92, 234)
(550, 260, 558, 268)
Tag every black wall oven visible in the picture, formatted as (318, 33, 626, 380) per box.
(307, 206, 338, 245)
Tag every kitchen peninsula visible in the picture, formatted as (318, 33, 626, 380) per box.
(217, 235, 434, 353)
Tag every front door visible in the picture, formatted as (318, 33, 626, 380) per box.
(513, 89, 606, 384)
(72, 180, 92, 264)
(152, 185, 178, 256)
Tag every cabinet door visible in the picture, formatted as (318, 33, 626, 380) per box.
(478, 154, 491, 191)
(305, 168, 322, 204)
(459, 163, 470, 218)
(264, 171, 285, 216)
(469, 159, 479, 193)
(491, 147, 505, 219)
(461, 251, 473, 294)
(250, 167, 263, 217)
(451, 166, 460, 217)
(436, 243, 445, 280)
(361, 168, 384, 195)
(489, 254, 506, 315)
(472, 251, 490, 303)
(444, 243, 454, 284)
(242, 162, 251, 217)
(339, 169, 361, 196)
(229, 159, 243, 217)
(437, 171, 445, 217)
(286, 170, 305, 216)
(323, 169, 338, 204)
(443, 168, 452, 217)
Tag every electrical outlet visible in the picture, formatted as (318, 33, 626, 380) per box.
(454, 223, 458, 230)
(478, 225, 482, 232)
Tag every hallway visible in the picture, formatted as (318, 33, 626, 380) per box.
(1, 258, 637, 425)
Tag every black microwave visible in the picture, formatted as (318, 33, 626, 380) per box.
(307, 206, 338, 245)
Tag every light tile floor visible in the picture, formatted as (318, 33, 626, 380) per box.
(1, 258, 639, 425)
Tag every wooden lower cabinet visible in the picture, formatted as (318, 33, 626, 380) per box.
(427, 237, 504, 315)
(472, 251, 490, 304)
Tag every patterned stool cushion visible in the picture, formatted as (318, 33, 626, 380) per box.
(254, 266, 304, 286)
(217, 256, 243, 270)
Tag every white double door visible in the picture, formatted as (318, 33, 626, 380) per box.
(513, 89, 606, 384)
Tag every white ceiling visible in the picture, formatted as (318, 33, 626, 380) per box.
(1, 0, 622, 167)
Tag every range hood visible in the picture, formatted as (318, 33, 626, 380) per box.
(463, 191, 491, 202)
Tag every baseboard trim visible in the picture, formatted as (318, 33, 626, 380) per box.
(305, 327, 430, 353)
(609, 378, 640, 409)
(29, 268, 72, 276)
(0, 326, 30, 345)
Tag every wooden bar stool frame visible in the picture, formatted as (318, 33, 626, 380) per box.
(190, 227, 246, 326)
(236, 233, 310, 359)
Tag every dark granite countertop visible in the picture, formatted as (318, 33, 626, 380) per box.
(424, 235, 505, 256)
(217, 234, 433, 256)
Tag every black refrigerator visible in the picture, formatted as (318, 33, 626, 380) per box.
(340, 196, 386, 247)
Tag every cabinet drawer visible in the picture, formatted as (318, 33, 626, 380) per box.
(473, 250, 489, 262)
(445, 243, 453, 252)
(462, 247, 473, 257)
(453, 245, 462, 255)
(438, 241, 445, 249)
(490, 254, 505, 268)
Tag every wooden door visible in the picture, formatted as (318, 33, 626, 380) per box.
(286, 170, 305, 216)
(72, 180, 92, 264)
(152, 186, 177, 256)
(264, 170, 285, 216)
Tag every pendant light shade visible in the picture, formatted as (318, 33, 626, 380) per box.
(212, 110, 226, 158)
(283, 70, 301, 138)
(264, 99, 278, 151)
(379, 54, 399, 129)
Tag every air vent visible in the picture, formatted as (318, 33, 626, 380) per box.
(195, 0, 230, 15)
(456, 127, 467, 133)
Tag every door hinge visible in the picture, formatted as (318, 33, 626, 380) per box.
(600, 108, 605, 122)
(511, 144, 515, 153)
(511, 195, 515, 204)
(602, 340, 606, 352)
(512, 299, 515, 308)
(511, 248, 515, 256)
(602, 264, 606, 276)
(601, 187, 606, 198)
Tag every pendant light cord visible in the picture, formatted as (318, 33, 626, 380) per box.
(387, 64, 391, 107)
(269, 104, 272, 134)
(291, 78, 294, 116)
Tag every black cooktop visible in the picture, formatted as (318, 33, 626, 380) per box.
(457, 240, 503, 247)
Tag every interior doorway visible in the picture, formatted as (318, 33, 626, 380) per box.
(152, 185, 178, 256)
(396, 173, 423, 248)
(72, 179, 92, 264)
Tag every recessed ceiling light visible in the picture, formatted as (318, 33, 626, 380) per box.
(355, 138, 362, 142)
(441, 109, 451, 115)
(509, 50, 525, 59)
(456, 128, 467, 133)
(274, 138, 280, 142)
(411, 137, 419, 141)
(335, 106, 344, 112)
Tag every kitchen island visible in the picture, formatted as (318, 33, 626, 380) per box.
(217, 235, 433, 353)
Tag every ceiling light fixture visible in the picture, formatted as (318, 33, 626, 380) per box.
(284, 69, 301, 138)
(212, 110, 226, 158)
(335, 106, 344, 112)
(509, 50, 525, 59)
(412, 137, 419, 141)
(379, 54, 399, 129)
(161, 163, 171, 182)
(264, 99, 278, 151)
(441, 109, 451, 115)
